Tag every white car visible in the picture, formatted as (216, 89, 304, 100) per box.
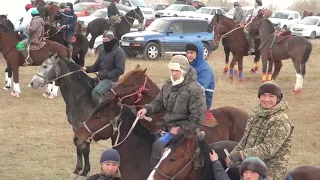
(155, 4, 197, 18)
(77, 8, 108, 28)
(268, 10, 301, 30)
(290, 16, 320, 39)
(188, 7, 225, 20)
(226, 6, 255, 22)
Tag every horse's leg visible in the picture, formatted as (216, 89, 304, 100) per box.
(222, 38, 230, 74)
(51, 81, 60, 98)
(70, 145, 83, 180)
(267, 60, 274, 81)
(272, 60, 282, 82)
(43, 82, 54, 98)
(251, 38, 261, 73)
(80, 143, 91, 178)
(261, 55, 268, 83)
(229, 53, 237, 81)
(237, 55, 244, 83)
(88, 35, 96, 54)
(11, 67, 21, 97)
(3, 66, 12, 90)
(79, 47, 86, 67)
(292, 58, 303, 94)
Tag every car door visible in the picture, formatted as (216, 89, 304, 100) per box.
(163, 21, 184, 52)
(316, 19, 320, 35)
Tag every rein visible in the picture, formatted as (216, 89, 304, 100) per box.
(123, 9, 144, 27)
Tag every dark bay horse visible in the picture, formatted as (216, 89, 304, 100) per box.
(86, 7, 144, 51)
(44, 24, 88, 66)
(29, 54, 98, 179)
(244, 14, 312, 94)
(148, 134, 240, 180)
(0, 21, 69, 98)
(208, 15, 260, 78)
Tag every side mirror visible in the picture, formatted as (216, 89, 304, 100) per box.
(288, 17, 293, 20)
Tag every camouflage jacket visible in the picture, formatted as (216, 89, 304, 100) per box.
(24, 16, 45, 45)
(231, 101, 293, 180)
(144, 67, 207, 134)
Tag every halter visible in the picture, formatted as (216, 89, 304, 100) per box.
(123, 8, 144, 26)
(110, 76, 149, 108)
(154, 146, 203, 180)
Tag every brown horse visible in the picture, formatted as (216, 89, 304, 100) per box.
(244, 13, 312, 94)
(208, 14, 261, 82)
(302, 10, 320, 19)
(148, 134, 240, 180)
(0, 23, 69, 97)
(288, 166, 320, 180)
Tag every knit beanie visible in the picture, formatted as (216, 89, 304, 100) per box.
(100, 149, 120, 166)
(103, 30, 115, 41)
(240, 157, 268, 179)
(31, 9, 39, 16)
(168, 55, 190, 73)
(185, 43, 198, 54)
(258, 81, 283, 100)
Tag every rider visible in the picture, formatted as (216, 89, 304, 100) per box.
(14, 4, 37, 32)
(185, 40, 215, 122)
(233, 2, 246, 27)
(225, 81, 293, 180)
(16, 9, 45, 66)
(108, 0, 122, 34)
(56, 2, 77, 58)
(137, 55, 207, 167)
(246, 0, 264, 55)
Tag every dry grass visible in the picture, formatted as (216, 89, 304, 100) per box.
(0, 42, 319, 180)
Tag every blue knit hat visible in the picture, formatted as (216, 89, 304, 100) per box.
(100, 149, 120, 166)
(240, 157, 268, 179)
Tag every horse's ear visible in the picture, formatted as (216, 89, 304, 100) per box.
(142, 68, 147, 74)
(135, 64, 140, 69)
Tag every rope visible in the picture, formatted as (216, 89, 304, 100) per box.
(221, 26, 243, 38)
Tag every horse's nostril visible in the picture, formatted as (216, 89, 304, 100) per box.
(30, 82, 33, 86)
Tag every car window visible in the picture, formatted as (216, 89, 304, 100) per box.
(294, 13, 299, 19)
(146, 19, 169, 33)
(183, 21, 207, 33)
(188, 6, 196, 11)
(168, 22, 183, 34)
(181, 6, 189, 11)
(217, 9, 222, 14)
(74, 4, 87, 12)
(130, 0, 150, 8)
(96, 5, 104, 10)
(87, 6, 95, 14)
(121, 0, 131, 6)
(210, 9, 216, 15)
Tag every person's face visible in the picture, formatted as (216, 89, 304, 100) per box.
(243, 170, 260, 180)
(234, 5, 239, 10)
(259, 93, 278, 109)
(65, 6, 71, 11)
(170, 70, 182, 81)
(103, 36, 110, 42)
(186, 50, 197, 63)
(101, 161, 119, 175)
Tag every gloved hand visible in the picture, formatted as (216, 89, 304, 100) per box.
(239, 23, 244, 27)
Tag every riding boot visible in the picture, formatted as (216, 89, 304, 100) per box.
(246, 33, 255, 55)
(19, 48, 33, 66)
(67, 44, 73, 59)
(150, 133, 174, 167)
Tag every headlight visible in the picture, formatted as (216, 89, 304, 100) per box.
(135, 37, 144, 41)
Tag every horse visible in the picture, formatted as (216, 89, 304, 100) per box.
(208, 15, 261, 78)
(208, 14, 261, 82)
(244, 13, 312, 94)
(85, 7, 144, 52)
(302, 10, 320, 19)
(147, 133, 240, 180)
(29, 54, 99, 179)
(44, 23, 88, 66)
(288, 166, 320, 180)
(0, 21, 70, 98)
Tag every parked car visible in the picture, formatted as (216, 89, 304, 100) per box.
(290, 16, 320, 39)
(77, 8, 108, 29)
(118, 17, 214, 60)
(155, 4, 197, 18)
(151, 3, 170, 11)
(73, 2, 106, 17)
(269, 10, 301, 30)
(188, 7, 225, 20)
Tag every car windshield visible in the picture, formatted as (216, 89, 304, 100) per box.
(166, 4, 182, 11)
(300, 18, 319, 25)
(131, 0, 149, 8)
(270, 12, 289, 19)
(146, 19, 169, 33)
(196, 8, 211, 14)
(92, 9, 108, 18)
(73, 4, 87, 12)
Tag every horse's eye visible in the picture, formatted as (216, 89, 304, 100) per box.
(169, 158, 176, 162)
(43, 65, 47, 68)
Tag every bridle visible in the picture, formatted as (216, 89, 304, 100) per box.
(123, 8, 144, 26)
(154, 143, 203, 180)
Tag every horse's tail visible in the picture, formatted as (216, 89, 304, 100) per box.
(301, 40, 312, 77)
(85, 23, 90, 37)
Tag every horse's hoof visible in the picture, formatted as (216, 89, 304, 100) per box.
(10, 92, 19, 97)
(76, 176, 88, 180)
(238, 78, 243, 83)
(250, 68, 256, 73)
(2, 86, 10, 91)
(47, 94, 54, 99)
(255, 67, 259, 71)
(292, 89, 302, 95)
(261, 80, 266, 83)
(229, 77, 233, 82)
(69, 173, 79, 180)
(223, 68, 228, 74)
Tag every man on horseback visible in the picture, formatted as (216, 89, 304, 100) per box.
(233, 2, 246, 27)
(185, 40, 216, 122)
(245, 0, 264, 55)
(56, 2, 77, 58)
(14, 4, 37, 32)
(225, 81, 293, 180)
(82, 31, 126, 106)
(108, 0, 122, 34)
(137, 55, 207, 167)
(16, 9, 45, 66)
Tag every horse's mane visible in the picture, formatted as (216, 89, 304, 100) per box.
(117, 69, 146, 84)
(168, 134, 214, 180)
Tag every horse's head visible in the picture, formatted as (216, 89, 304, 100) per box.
(302, 10, 311, 19)
(244, 13, 264, 34)
(100, 64, 149, 106)
(0, 15, 14, 31)
(128, 7, 144, 25)
(30, 53, 61, 89)
(210, 14, 234, 44)
(149, 134, 214, 180)
(73, 98, 123, 147)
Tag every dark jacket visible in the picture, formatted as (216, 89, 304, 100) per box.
(57, 10, 77, 33)
(87, 174, 120, 180)
(144, 67, 207, 134)
(108, 2, 120, 18)
(86, 44, 126, 82)
(212, 161, 231, 180)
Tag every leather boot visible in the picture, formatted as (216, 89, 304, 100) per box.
(67, 44, 73, 59)
(20, 48, 33, 66)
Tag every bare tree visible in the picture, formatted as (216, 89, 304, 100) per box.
(290, 0, 320, 13)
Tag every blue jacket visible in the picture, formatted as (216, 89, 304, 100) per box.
(58, 10, 77, 33)
(188, 40, 215, 109)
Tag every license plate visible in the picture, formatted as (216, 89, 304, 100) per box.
(121, 42, 130, 46)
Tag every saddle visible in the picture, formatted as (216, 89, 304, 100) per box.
(29, 40, 46, 51)
(274, 31, 291, 43)
(202, 113, 218, 128)
(106, 19, 115, 24)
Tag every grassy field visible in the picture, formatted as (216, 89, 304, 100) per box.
(0, 42, 319, 180)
